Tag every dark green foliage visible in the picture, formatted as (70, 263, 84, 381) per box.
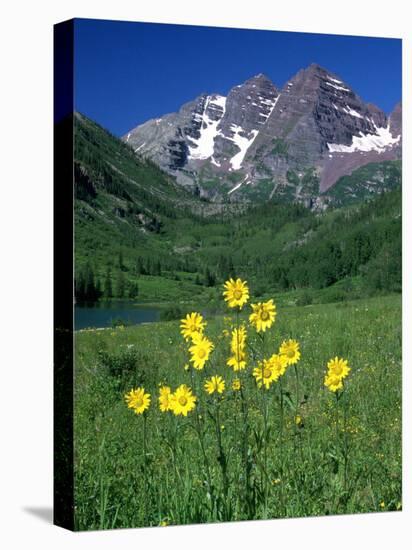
(362, 240, 402, 293)
(128, 281, 139, 299)
(97, 347, 154, 388)
(272, 188, 401, 293)
(326, 160, 401, 206)
(159, 305, 185, 322)
(296, 292, 313, 306)
(115, 271, 126, 298)
(75, 162, 97, 201)
(286, 170, 300, 185)
(103, 267, 113, 298)
(204, 267, 216, 287)
(75, 262, 102, 302)
(271, 138, 288, 157)
(118, 251, 125, 271)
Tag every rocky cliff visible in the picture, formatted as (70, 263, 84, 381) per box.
(124, 64, 401, 204)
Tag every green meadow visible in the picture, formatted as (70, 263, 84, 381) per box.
(74, 293, 401, 530)
(73, 113, 402, 530)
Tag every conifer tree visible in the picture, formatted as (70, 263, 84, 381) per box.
(104, 267, 113, 298)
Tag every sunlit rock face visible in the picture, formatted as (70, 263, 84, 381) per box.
(124, 64, 401, 202)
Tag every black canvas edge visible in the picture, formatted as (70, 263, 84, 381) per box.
(53, 19, 75, 531)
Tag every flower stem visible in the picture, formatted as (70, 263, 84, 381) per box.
(214, 398, 230, 520)
(263, 385, 269, 518)
(143, 412, 148, 524)
(190, 368, 215, 516)
(279, 376, 285, 516)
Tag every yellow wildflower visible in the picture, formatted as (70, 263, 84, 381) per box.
(124, 387, 151, 415)
(253, 358, 277, 389)
(189, 334, 214, 370)
(158, 386, 173, 412)
(204, 375, 226, 395)
(269, 353, 288, 378)
(170, 384, 197, 416)
(327, 357, 350, 380)
(324, 373, 344, 392)
(279, 339, 301, 365)
(227, 349, 247, 371)
(223, 278, 249, 309)
(180, 312, 206, 341)
(230, 325, 247, 352)
(249, 299, 276, 332)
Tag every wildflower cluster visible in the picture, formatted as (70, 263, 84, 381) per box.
(122, 275, 354, 524)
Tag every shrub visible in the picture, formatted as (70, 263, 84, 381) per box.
(296, 292, 313, 306)
(160, 305, 184, 322)
(97, 348, 153, 387)
(319, 289, 346, 304)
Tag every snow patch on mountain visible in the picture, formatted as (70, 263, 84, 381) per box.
(266, 94, 280, 117)
(325, 80, 350, 93)
(135, 142, 146, 153)
(328, 77, 344, 85)
(328, 124, 400, 154)
(228, 174, 250, 194)
(342, 106, 363, 119)
(187, 95, 226, 160)
(229, 126, 259, 170)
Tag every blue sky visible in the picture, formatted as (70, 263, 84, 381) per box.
(74, 19, 402, 137)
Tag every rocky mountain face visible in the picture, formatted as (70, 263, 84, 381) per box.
(124, 64, 401, 205)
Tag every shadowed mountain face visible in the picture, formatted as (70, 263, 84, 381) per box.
(124, 64, 401, 205)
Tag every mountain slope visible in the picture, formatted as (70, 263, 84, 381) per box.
(75, 112, 401, 304)
(124, 64, 401, 203)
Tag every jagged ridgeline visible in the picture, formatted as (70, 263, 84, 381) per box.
(74, 112, 401, 305)
(124, 64, 401, 204)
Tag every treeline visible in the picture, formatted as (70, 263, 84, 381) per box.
(75, 263, 102, 302)
(75, 263, 139, 303)
(269, 221, 401, 291)
(262, 189, 402, 293)
(169, 188, 401, 296)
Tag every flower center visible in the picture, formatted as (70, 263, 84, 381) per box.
(263, 368, 272, 379)
(260, 311, 269, 321)
(179, 396, 188, 406)
(135, 397, 144, 408)
(334, 365, 343, 375)
(197, 348, 206, 359)
(233, 289, 243, 300)
(287, 349, 295, 358)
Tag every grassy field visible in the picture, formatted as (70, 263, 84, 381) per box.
(74, 293, 401, 530)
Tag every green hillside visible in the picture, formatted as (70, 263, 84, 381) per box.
(325, 160, 402, 207)
(74, 113, 401, 307)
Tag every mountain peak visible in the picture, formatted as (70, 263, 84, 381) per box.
(244, 73, 275, 86)
(122, 62, 401, 202)
(307, 62, 327, 72)
(301, 63, 344, 83)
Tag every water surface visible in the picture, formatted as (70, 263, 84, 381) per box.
(75, 300, 162, 330)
